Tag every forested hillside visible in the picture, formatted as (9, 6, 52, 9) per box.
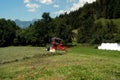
(59, 0, 120, 44)
(0, 0, 120, 47)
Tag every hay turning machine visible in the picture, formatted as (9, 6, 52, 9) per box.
(46, 37, 68, 53)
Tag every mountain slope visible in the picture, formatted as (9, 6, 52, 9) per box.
(15, 19, 37, 28)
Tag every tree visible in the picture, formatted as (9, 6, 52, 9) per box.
(90, 20, 118, 44)
(42, 12, 52, 23)
(113, 0, 120, 18)
(0, 18, 19, 47)
(14, 29, 26, 46)
(77, 12, 95, 43)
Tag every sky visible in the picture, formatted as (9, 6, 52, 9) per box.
(0, 0, 96, 21)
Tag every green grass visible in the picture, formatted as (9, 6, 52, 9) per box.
(0, 46, 120, 80)
(0, 46, 45, 64)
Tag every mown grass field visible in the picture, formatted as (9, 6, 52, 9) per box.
(0, 46, 45, 64)
(0, 46, 120, 80)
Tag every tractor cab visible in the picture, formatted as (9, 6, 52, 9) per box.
(46, 37, 67, 52)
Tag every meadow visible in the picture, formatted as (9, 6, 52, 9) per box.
(0, 46, 120, 80)
(0, 46, 45, 64)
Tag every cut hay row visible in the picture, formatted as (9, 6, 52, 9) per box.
(0, 51, 66, 65)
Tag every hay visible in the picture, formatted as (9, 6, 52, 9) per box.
(98, 43, 120, 51)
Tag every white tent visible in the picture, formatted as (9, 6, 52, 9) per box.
(98, 43, 120, 51)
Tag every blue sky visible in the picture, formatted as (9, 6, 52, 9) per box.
(0, 0, 96, 21)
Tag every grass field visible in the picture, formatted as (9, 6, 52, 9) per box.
(0, 46, 45, 64)
(0, 46, 120, 80)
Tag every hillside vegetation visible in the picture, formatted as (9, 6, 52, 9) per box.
(0, 0, 120, 47)
(95, 18, 120, 28)
(110, 19, 120, 29)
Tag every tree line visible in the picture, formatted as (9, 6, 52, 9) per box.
(0, 0, 120, 47)
(0, 13, 73, 47)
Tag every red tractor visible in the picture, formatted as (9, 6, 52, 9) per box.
(46, 37, 67, 52)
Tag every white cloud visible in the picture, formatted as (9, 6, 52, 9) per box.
(26, 3, 39, 12)
(26, 3, 39, 9)
(39, 0, 53, 5)
(28, 8, 36, 12)
(67, 0, 76, 3)
(70, 3, 81, 11)
(69, 0, 96, 12)
(85, 0, 96, 3)
(53, 0, 96, 15)
(53, 4, 59, 8)
(53, 10, 66, 15)
(24, 0, 31, 3)
(23, 0, 40, 12)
